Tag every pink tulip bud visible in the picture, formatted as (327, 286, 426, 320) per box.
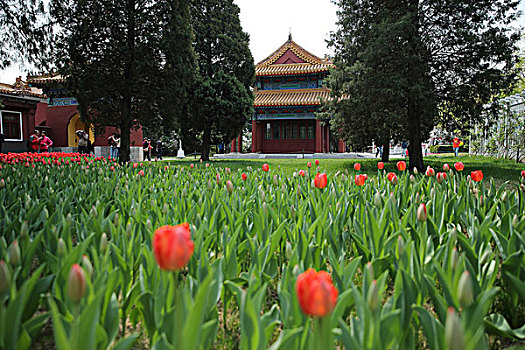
(367, 279, 380, 310)
(82, 255, 93, 276)
(417, 203, 427, 222)
(67, 264, 87, 302)
(445, 308, 464, 350)
(100, 233, 109, 253)
(0, 179, 4, 188)
(8, 241, 21, 266)
(226, 180, 233, 194)
(458, 271, 474, 306)
(57, 238, 67, 257)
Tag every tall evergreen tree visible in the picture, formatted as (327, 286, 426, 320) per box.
(49, 0, 196, 162)
(189, 0, 254, 161)
(327, 0, 520, 170)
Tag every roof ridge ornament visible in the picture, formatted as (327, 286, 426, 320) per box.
(288, 28, 292, 41)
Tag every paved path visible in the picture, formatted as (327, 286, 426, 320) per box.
(212, 152, 408, 160)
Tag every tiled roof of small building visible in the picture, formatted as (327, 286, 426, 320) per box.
(0, 77, 44, 98)
(27, 73, 65, 86)
(254, 88, 330, 107)
(256, 38, 333, 77)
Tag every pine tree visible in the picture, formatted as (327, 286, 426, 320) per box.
(188, 0, 254, 161)
(49, 0, 196, 162)
(327, 0, 521, 170)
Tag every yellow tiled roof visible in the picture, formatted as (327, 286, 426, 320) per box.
(256, 63, 332, 76)
(256, 39, 333, 77)
(254, 88, 330, 107)
(0, 77, 44, 98)
(27, 73, 65, 86)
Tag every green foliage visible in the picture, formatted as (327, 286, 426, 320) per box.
(188, 0, 255, 161)
(0, 154, 524, 348)
(48, 0, 196, 163)
(326, 0, 521, 171)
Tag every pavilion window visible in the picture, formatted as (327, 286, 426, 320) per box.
(307, 126, 315, 139)
(1, 111, 22, 141)
(273, 123, 280, 140)
(292, 123, 298, 139)
(299, 125, 307, 139)
(265, 123, 272, 139)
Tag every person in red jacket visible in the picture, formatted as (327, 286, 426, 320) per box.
(39, 131, 53, 153)
(452, 137, 462, 157)
(29, 130, 41, 152)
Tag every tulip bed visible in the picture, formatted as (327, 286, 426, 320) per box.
(0, 153, 524, 349)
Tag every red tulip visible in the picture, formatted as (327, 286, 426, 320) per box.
(153, 223, 194, 271)
(262, 163, 269, 172)
(377, 162, 384, 170)
(307, 162, 312, 168)
(110, 166, 115, 171)
(521, 170, 525, 178)
(354, 163, 361, 171)
(133, 162, 138, 168)
(397, 161, 406, 171)
(67, 264, 87, 302)
(426, 167, 435, 177)
(454, 162, 464, 171)
(417, 203, 427, 222)
(314, 173, 328, 189)
(471, 170, 483, 182)
(315, 159, 319, 165)
(164, 165, 169, 170)
(226, 180, 233, 194)
(436, 172, 447, 184)
(241, 173, 247, 181)
(190, 164, 194, 169)
(296, 268, 338, 317)
(443, 163, 450, 171)
(355, 174, 366, 186)
(138, 170, 144, 176)
(387, 172, 396, 182)
(298, 170, 306, 177)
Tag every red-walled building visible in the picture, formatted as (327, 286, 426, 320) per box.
(248, 36, 345, 154)
(0, 78, 44, 153)
(28, 74, 143, 150)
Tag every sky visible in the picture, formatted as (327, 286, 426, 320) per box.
(0, 0, 523, 83)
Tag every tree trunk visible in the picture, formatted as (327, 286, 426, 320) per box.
(201, 124, 211, 161)
(119, 115, 131, 163)
(381, 141, 390, 162)
(407, 100, 424, 171)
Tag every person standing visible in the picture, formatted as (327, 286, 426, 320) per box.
(40, 131, 53, 152)
(143, 138, 152, 161)
(108, 132, 118, 159)
(156, 138, 163, 161)
(29, 130, 41, 153)
(77, 130, 88, 154)
(114, 134, 120, 159)
(452, 137, 462, 157)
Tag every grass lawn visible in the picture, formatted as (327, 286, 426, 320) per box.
(159, 154, 524, 186)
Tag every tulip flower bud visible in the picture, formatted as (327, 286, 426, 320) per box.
(207, 181, 212, 191)
(391, 176, 398, 185)
(146, 219, 152, 231)
(457, 271, 474, 306)
(512, 214, 519, 228)
(100, 233, 108, 254)
(126, 222, 133, 237)
(273, 175, 279, 186)
(449, 227, 457, 243)
(417, 203, 427, 222)
(365, 262, 374, 280)
(0, 260, 10, 293)
(43, 208, 49, 219)
(450, 248, 459, 270)
(113, 212, 119, 226)
(67, 264, 86, 302)
(162, 203, 168, 215)
(397, 236, 404, 255)
(20, 221, 29, 238)
(501, 191, 508, 202)
(374, 192, 382, 208)
(262, 202, 268, 216)
(443, 163, 450, 171)
(430, 187, 435, 198)
(367, 279, 380, 310)
(413, 167, 418, 175)
(226, 180, 233, 194)
(292, 264, 301, 279)
(8, 241, 21, 266)
(410, 174, 415, 183)
(57, 238, 67, 257)
(82, 255, 93, 276)
(296, 185, 301, 197)
(480, 249, 491, 265)
(260, 189, 266, 203)
(0, 178, 4, 188)
(291, 205, 296, 218)
(285, 242, 293, 260)
(445, 308, 465, 350)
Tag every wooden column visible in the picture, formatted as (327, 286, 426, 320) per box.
(315, 120, 322, 153)
(231, 139, 236, 153)
(252, 121, 258, 152)
(237, 134, 242, 153)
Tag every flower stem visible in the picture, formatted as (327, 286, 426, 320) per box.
(314, 317, 333, 350)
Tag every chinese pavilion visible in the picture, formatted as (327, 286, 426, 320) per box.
(250, 35, 345, 154)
